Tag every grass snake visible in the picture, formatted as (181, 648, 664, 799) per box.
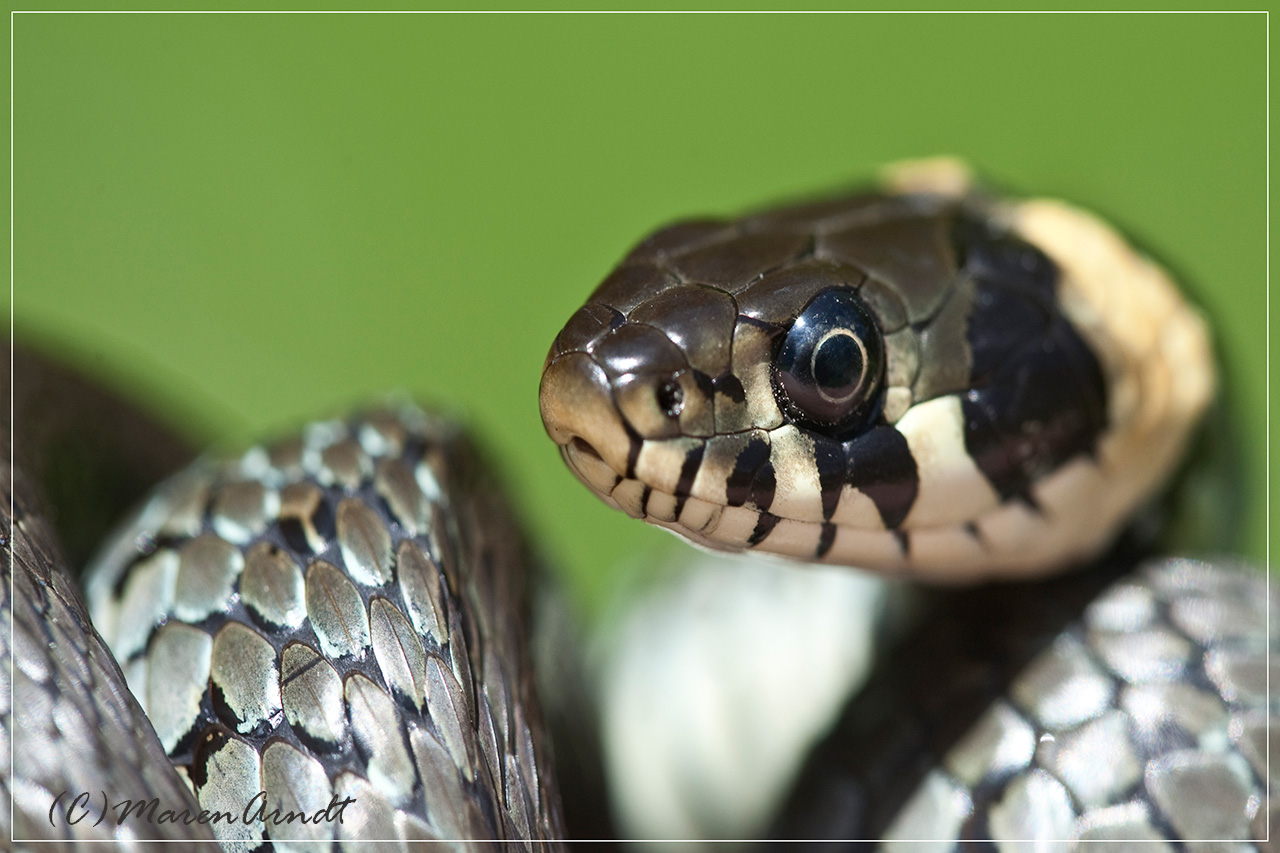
(4, 159, 1273, 849)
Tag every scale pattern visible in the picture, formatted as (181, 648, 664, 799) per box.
(2, 464, 219, 850)
(84, 405, 564, 852)
(774, 554, 1277, 848)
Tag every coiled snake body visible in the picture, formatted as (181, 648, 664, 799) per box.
(4, 161, 1274, 849)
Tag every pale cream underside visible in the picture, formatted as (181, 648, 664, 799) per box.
(600, 550, 887, 840)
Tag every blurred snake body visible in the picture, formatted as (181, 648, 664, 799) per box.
(4, 161, 1274, 849)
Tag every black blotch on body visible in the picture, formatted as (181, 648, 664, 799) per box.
(189, 725, 237, 789)
(281, 500, 335, 555)
(291, 719, 341, 756)
(311, 499, 336, 542)
(209, 679, 274, 742)
(844, 427, 919, 530)
(725, 438, 772, 508)
(954, 215, 1107, 502)
(113, 536, 187, 598)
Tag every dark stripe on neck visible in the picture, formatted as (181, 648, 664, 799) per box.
(748, 512, 780, 546)
(958, 215, 1107, 503)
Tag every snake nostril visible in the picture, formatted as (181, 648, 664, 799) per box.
(571, 436, 603, 463)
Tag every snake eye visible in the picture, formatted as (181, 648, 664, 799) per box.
(774, 288, 885, 435)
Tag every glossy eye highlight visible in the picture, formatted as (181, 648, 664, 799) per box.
(774, 288, 885, 436)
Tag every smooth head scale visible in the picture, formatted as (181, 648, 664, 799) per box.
(539, 161, 1214, 581)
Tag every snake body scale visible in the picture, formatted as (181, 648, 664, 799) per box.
(4, 159, 1273, 849)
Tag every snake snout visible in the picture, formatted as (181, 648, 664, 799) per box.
(539, 351, 635, 495)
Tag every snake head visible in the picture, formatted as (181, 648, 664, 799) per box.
(540, 161, 1215, 581)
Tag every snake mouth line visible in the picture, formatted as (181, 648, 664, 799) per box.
(570, 436, 604, 464)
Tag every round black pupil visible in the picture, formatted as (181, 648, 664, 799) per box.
(812, 334, 862, 397)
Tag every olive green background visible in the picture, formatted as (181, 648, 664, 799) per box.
(11, 12, 1268, 617)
